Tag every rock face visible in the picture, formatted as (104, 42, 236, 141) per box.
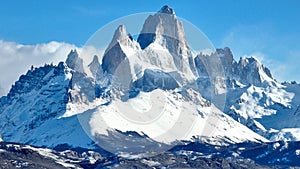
(133, 69, 179, 92)
(88, 55, 103, 80)
(237, 57, 273, 86)
(137, 5, 195, 74)
(137, 5, 187, 52)
(195, 47, 273, 86)
(88, 55, 100, 76)
(0, 62, 94, 148)
(101, 25, 133, 75)
(65, 49, 84, 72)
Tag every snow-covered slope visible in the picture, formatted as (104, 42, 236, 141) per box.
(229, 83, 300, 142)
(195, 48, 300, 142)
(0, 62, 94, 148)
(0, 52, 267, 151)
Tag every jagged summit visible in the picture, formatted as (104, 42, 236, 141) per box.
(88, 55, 102, 78)
(107, 25, 131, 50)
(195, 47, 274, 86)
(66, 49, 78, 69)
(137, 6, 189, 52)
(238, 56, 273, 85)
(216, 47, 234, 60)
(101, 25, 132, 74)
(65, 49, 84, 72)
(137, 5, 195, 75)
(159, 5, 175, 15)
(89, 55, 100, 66)
(99, 6, 275, 89)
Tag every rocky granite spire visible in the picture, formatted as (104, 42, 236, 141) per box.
(137, 6, 189, 52)
(101, 25, 132, 74)
(65, 49, 84, 72)
(195, 47, 274, 86)
(105, 25, 133, 52)
(137, 5, 195, 74)
(88, 55, 103, 78)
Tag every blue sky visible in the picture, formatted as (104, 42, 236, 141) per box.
(0, 0, 300, 82)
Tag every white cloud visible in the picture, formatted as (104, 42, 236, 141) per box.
(0, 40, 106, 97)
(0, 40, 77, 96)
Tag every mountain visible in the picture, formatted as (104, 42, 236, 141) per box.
(195, 46, 300, 142)
(137, 5, 195, 75)
(65, 49, 84, 72)
(0, 62, 94, 148)
(1, 5, 300, 168)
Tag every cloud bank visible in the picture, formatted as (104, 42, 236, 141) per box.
(0, 40, 107, 97)
(0, 40, 78, 96)
(0, 40, 105, 97)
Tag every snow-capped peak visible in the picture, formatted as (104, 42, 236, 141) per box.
(237, 56, 274, 86)
(195, 47, 275, 86)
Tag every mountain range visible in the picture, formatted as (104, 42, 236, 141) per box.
(0, 5, 300, 168)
